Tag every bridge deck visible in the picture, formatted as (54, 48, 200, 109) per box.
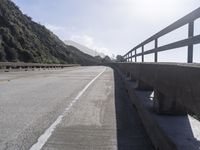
(0, 66, 154, 150)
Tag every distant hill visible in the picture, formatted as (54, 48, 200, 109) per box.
(0, 0, 100, 65)
(64, 40, 105, 58)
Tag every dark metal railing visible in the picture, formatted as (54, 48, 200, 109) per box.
(124, 7, 200, 63)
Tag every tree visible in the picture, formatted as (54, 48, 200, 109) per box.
(102, 55, 112, 63)
(94, 55, 102, 62)
(116, 55, 125, 62)
(5, 47, 18, 61)
(0, 45, 6, 61)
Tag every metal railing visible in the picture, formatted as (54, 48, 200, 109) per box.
(124, 7, 200, 63)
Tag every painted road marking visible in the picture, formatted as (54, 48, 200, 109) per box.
(29, 67, 107, 150)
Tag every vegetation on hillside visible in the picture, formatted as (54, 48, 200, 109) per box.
(0, 0, 101, 65)
(116, 55, 126, 62)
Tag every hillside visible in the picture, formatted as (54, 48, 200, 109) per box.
(0, 0, 100, 65)
(64, 40, 105, 58)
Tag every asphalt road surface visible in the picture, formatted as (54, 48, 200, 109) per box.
(0, 66, 154, 150)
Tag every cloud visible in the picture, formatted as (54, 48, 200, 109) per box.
(45, 24, 66, 32)
(44, 24, 112, 56)
(44, 25, 112, 56)
(70, 35, 94, 48)
(70, 34, 111, 56)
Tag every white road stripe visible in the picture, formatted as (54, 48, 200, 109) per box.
(29, 67, 107, 150)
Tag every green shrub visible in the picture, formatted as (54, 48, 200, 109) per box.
(5, 47, 18, 61)
(0, 46, 6, 61)
(18, 50, 34, 62)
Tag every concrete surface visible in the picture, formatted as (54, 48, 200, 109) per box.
(119, 69, 200, 150)
(114, 63, 200, 116)
(0, 66, 154, 150)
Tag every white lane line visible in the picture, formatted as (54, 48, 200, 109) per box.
(29, 67, 107, 150)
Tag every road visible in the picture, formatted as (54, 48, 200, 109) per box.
(0, 66, 154, 150)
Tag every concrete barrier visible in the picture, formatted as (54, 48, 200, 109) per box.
(113, 62, 200, 117)
(113, 64, 200, 150)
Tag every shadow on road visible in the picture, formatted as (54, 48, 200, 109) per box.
(113, 69, 155, 150)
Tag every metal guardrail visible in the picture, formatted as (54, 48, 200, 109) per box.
(124, 7, 200, 63)
(0, 62, 79, 71)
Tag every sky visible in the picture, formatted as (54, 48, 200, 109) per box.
(12, 0, 200, 62)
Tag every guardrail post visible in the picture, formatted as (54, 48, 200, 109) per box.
(136, 80, 153, 91)
(153, 89, 187, 115)
(135, 49, 137, 62)
(154, 39, 158, 62)
(142, 46, 144, 62)
(131, 51, 133, 62)
(188, 21, 194, 63)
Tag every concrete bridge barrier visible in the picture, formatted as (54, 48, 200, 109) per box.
(111, 63, 200, 150)
(108, 6, 200, 150)
(115, 63, 200, 117)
